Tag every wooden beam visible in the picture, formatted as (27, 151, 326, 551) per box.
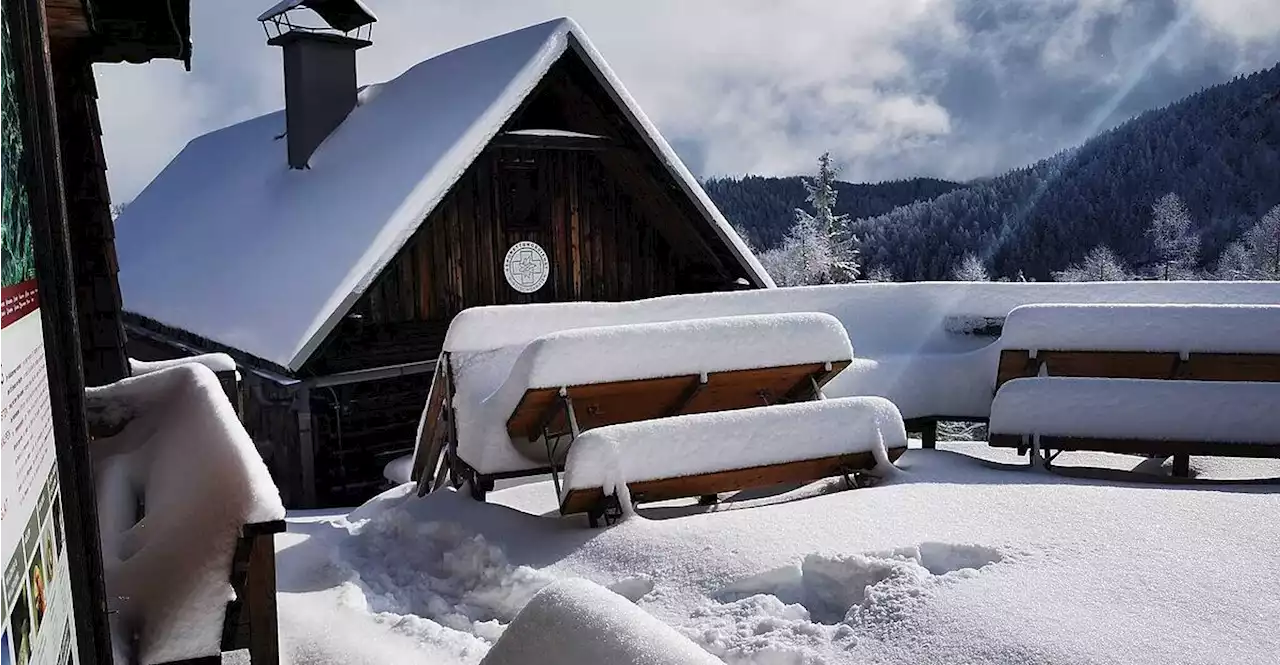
(665, 375, 707, 417)
(490, 133, 614, 151)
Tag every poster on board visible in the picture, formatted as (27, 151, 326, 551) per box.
(2, 4, 80, 664)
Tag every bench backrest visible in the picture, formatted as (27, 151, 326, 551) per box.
(996, 304, 1280, 390)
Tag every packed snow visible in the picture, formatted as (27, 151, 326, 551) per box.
(990, 377, 1280, 443)
(115, 17, 766, 370)
(128, 353, 237, 375)
(85, 364, 284, 664)
(272, 446, 1280, 665)
(562, 397, 906, 504)
(1001, 303, 1280, 353)
(479, 579, 723, 665)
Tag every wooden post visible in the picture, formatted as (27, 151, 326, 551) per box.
(246, 532, 280, 665)
(921, 420, 937, 449)
(295, 387, 316, 507)
(1172, 454, 1190, 478)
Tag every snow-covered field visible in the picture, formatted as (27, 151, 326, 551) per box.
(269, 444, 1280, 665)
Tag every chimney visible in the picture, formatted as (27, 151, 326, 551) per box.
(258, 0, 378, 169)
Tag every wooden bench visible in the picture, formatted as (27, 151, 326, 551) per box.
(558, 397, 908, 526)
(412, 313, 857, 500)
(988, 304, 1280, 476)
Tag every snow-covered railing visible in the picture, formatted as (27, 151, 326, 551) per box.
(86, 364, 285, 664)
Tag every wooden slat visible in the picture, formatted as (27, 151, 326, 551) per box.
(989, 434, 1280, 459)
(411, 361, 449, 486)
(560, 446, 907, 515)
(505, 361, 851, 438)
(997, 349, 1280, 390)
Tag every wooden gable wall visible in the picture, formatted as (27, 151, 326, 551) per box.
(304, 49, 748, 377)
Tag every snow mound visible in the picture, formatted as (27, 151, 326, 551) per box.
(687, 543, 1007, 663)
(480, 578, 724, 665)
(990, 377, 1280, 442)
(129, 353, 236, 375)
(1001, 303, 1280, 353)
(86, 364, 284, 665)
(562, 397, 907, 501)
(383, 454, 413, 485)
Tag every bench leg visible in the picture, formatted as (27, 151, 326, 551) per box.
(1171, 454, 1190, 478)
(921, 421, 937, 449)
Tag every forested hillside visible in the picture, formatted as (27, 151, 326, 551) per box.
(711, 63, 1280, 281)
(703, 176, 962, 251)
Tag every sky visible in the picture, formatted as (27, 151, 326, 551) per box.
(96, 0, 1280, 204)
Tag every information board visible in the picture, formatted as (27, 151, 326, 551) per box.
(2, 5, 80, 664)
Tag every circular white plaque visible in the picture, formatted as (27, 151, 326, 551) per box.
(503, 241, 550, 293)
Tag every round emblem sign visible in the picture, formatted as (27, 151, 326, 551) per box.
(503, 241, 550, 293)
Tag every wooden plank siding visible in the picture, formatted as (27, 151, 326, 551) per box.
(295, 50, 756, 506)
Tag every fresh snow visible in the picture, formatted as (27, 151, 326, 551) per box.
(114, 17, 767, 370)
(1001, 303, 1280, 353)
(86, 364, 284, 664)
(502, 128, 606, 139)
(562, 397, 906, 503)
(479, 579, 723, 665)
(128, 353, 236, 375)
(990, 377, 1280, 443)
(496, 313, 850, 392)
(271, 446, 1280, 665)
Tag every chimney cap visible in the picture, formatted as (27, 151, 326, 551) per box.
(258, 0, 377, 34)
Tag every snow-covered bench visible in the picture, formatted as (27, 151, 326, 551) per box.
(415, 313, 856, 501)
(560, 397, 907, 526)
(87, 364, 285, 665)
(990, 304, 1280, 474)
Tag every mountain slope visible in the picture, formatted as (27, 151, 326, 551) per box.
(853, 63, 1280, 280)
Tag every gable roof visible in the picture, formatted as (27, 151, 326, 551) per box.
(115, 17, 772, 373)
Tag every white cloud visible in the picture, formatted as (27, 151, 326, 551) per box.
(96, 0, 1280, 202)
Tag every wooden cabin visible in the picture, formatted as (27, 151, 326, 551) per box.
(116, 11, 772, 508)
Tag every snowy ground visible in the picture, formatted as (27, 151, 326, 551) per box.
(266, 443, 1279, 665)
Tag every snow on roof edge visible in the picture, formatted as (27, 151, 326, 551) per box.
(562, 32, 774, 289)
(284, 21, 576, 370)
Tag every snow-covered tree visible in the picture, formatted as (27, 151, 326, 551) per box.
(1052, 245, 1132, 282)
(766, 153, 860, 286)
(1214, 240, 1254, 280)
(951, 253, 989, 281)
(1243, 204, 1280, 279)
(864, 264, 896, 282)
(1146, 193, 1200, 279)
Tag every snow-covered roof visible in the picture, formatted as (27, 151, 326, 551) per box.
(114, 18, 770, 371)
